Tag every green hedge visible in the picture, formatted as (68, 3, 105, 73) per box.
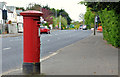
(99, 8, 120, 47)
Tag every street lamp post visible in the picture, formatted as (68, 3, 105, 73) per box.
(94, 16, 96, 35)
(2, 9, 7, 34)
(59, 12, 61, 30)
(94, 15, 98, 35)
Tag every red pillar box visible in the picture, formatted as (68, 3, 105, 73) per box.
(20, 10, 43, 74)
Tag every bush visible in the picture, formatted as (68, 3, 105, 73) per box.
(99, 8, 120, 47)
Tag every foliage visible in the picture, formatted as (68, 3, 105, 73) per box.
(42, 5, 50, 10)
(52, 16, 58, 28)
(80, 1, 120, 47)
(99, 9, 120, 47)
(79, 2, 120, 14)
(16, 7, 25, 11)
(84, 7, 95, 28)
(42, 22, 49, 26)
(71, 21, 80, 29)
(60, 15, 67, 28)
(50, 9, 72, 25)
(25, 3, 72, 26)
(26, 3, 41, 11)
(52, 15, 67, 29)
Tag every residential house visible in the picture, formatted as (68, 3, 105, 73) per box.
(0, 2, 7, 23)
(0, 2, 7, 33)
(0, 8, 2, 34)
(0, 2, 19, 34)
(7, 6, 18, 33)
(7, 6, 17, 22)
(16, 9, 23, 33)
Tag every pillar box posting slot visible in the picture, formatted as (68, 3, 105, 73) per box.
(20, 10, 43, 74)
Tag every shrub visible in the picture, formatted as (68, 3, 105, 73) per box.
(99, 8, 120, 47)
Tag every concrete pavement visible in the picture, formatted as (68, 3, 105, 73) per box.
(0, 33, 23, 38)
(41, 32, 118, 75)
(2, 32, 118, 76)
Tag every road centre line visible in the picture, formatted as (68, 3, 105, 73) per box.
(10, 39, 22, 42)
(54, 34, 58, 35)
(3, 47, 11, 51)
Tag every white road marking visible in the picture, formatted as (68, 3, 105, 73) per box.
(3, 47, 11, 51)
(49, 35, 52, 36)
(40, 51, 59, 62)
(47, 40, 50, 42)
(55, 34, 58, 35)
(1, 51, 60, 75)
(49, 52, 53, 53)
(10, 39, 22, 42)
(1, 68, 22, 75)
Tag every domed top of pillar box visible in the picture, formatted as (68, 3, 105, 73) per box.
(20, 10, 43, 17)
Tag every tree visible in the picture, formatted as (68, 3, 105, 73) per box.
(52, 15, 67, 29)
(79, 1, 120, 14)
(84, 7, 95, 28)
(26, 3, 41, 11)
(26, 3, 53, 25)
(79, 1, 120, 47)
(16, 7, 25, 11)
(25, 3, 72, 27)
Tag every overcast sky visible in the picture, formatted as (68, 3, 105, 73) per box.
(2, 0, 86, 21)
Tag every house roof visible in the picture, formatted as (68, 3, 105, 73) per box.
(0, 2, 7, 10)
(0, 2, 17, 14)
(7, 9, 13, 13)
(7, 6, 15, 12)
(0, 2, 6, 9)
(16, 9, 23, 15)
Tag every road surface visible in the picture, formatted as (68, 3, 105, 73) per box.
(2, 30, 92, 74)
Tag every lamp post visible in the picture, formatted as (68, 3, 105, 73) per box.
(2, 9, 7, 34)
(94, 15, 98, 35)
(59, 12, 61, 30)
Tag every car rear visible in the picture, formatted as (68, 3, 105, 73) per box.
(40, 26, 50, 34)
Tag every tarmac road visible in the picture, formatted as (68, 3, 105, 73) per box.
(2, 30, 92, 74)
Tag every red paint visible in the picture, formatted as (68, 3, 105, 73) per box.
(40, 26, 50, 34)
(20, 10, 43, 63)
(97, 26, 102, 32)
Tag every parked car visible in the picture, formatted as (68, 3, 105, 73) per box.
(82, 25, 87, 30)
(40, 26, 50, 34)
(97, 26, 102, 32)
(79, 25, 83, 29)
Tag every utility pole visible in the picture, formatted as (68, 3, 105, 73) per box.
(59, 12, 61, 30)
(55, 10, 57, 29)
(2, 9, 7, 34)
(94, 16, 96, 35)
(94, 15, 97, 35)
(56, 10, 57, 18)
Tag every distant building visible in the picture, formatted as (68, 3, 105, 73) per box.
(7, 6, 18, 34)
(0, 2, 7, 33)
(0, 2, 7, 24)
(16, 9, 23, 33)
(0, 2, 23, 33)
(7, 6, 17, 23)
(16, 9, 23, 23)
